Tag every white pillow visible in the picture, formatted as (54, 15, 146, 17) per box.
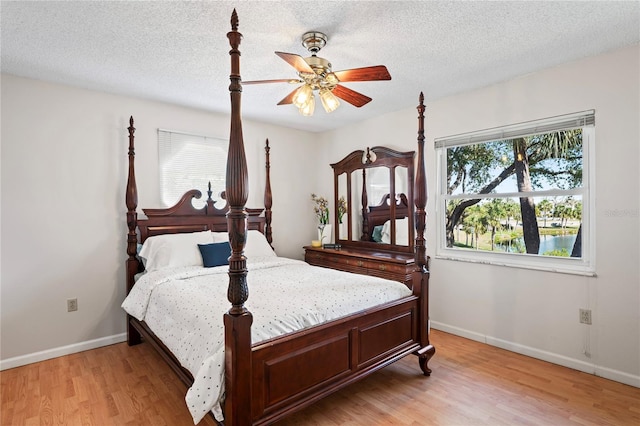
(211, 232, 229, 243)
(246, 230, 276, 258)
(212, 230, 276, 258)
(139, 230, 214, 272)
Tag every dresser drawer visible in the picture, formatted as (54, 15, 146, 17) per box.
(306, 251, 367, 275)
(304, 247, 414, 286)
(363, 260, 407, 275)
(364, 262, 412, 284)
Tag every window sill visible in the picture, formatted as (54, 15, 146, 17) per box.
(434, 249, 596, 277)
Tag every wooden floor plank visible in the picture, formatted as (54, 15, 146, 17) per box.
(1, 330, 639, 425)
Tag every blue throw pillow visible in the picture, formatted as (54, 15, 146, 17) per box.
(198, 242, 231, 267)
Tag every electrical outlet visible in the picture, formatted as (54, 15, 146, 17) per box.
(67, 298, 78, 312)
(579, 308, 592, 325)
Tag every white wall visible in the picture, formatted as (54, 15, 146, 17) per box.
(0, 75, 320, 364)
(320, 44, 640, 386)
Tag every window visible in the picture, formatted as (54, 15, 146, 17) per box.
(435, 110, 595, 275)
(158, 129, 228, 208)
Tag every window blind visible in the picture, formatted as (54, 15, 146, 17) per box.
(158, 129, 228, 207)
(434, 110, 595, 149)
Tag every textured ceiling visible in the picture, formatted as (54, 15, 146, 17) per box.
(2, 1, 639, 132)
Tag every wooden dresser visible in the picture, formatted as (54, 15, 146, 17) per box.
(304, 246, 415, 287)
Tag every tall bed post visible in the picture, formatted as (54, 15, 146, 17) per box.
(264, 139, 273, 246)
(413, 92, 435, 374)
(125, 116, 141, 345)
(360, 167, 369, 240)
(414, 93, 428, 272)
(224, 9, 253, 425)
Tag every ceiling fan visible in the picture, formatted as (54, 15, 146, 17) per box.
(243, 31, 391, 116)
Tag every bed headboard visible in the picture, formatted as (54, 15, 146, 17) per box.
(124, 115, 273, 293)
(138, 187, 266, 243)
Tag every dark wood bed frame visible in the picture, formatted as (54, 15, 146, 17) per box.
(125, 10, 434, 425)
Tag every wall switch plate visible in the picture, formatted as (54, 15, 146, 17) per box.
(67, 298, 78, 312)
(579, 308, 592, 325)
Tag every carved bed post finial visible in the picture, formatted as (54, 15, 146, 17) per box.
(264, 139, 273, 246)
(205, 181, 216, 214)
(224, 10, 253, 426)
(414, 92, 428, 272)
(231, 8, 239, 31)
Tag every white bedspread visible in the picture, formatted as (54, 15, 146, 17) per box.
(121, 256, 411, 424)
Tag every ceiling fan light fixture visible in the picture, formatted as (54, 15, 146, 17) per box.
(292, 84, 313, 108)
(325, 73, 339, 85)
(320, 88, 340, 113)
(243, 31, 390, 115)
(299, 94, 315, 116)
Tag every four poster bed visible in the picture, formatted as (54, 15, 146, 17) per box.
(123, 10, 434, 426)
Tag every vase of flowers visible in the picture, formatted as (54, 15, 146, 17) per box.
(337, 196, 347, 239)
(337, 196, 347, 224)
(311, 193, 331, 243)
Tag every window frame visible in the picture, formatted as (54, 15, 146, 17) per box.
(434, 111, 596, 276)
(158, 128, 229, 209)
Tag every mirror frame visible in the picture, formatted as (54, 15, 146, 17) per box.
(331, 146, 415, 254)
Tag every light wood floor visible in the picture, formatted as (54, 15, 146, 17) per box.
(2, 330, 639, 425)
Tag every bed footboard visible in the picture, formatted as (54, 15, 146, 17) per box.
(250, 298, 422, 424)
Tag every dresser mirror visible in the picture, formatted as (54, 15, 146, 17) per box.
(332, 146, 415, 253)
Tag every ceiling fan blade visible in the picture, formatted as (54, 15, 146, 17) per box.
(333, 65, 391, 82)
(331, 85, 372, 108)
(277, 87, 301, 105)
(243, 78, 302, 85)
(275, 51, 315, 74)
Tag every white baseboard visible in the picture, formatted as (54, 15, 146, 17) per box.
(431, 321, 640, 389)
(0, 333, 127, 371)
